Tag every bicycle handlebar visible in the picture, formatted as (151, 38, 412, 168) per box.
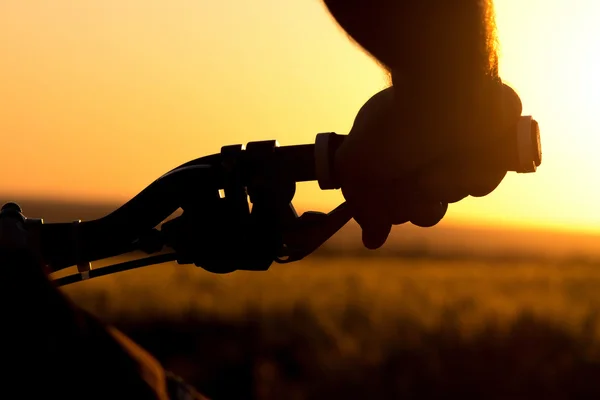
(0, 115, 542, 285)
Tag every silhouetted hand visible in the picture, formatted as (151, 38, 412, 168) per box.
(335, 83, 523, 249)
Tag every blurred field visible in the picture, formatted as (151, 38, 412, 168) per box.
(60, 257, 600, 399)
(9, 197, 600, 399)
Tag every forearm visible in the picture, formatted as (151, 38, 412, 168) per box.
(322, 0, 393, 69)
(323, 0, 507, 148)
(323, 0, 498, 77)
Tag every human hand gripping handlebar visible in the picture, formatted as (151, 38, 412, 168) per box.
(0, 113, 541, 286)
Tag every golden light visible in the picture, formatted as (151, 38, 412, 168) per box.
(0, 0, 598, 233)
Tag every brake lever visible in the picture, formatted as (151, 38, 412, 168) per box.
(276, 201, 353, 263)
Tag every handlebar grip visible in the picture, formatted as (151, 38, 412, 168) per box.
(314, 115, 542, 190)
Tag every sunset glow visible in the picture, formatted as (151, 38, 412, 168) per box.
(0, 0, 598, 233)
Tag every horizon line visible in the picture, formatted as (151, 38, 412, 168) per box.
(2, 193, 600, 238)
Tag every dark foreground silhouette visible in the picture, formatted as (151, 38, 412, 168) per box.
(115, 307, 600, 400)
(2, 250, 207, 399)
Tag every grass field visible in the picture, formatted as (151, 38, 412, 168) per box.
(62, 256, 600, 399)
(9, 198, 600, 398)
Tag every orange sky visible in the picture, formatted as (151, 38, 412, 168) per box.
(0, 0, 598, 234)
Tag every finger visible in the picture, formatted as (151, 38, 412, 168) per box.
(384, 186, 412, 225)
(501, 84, 523, 125)
(387, 185, 446, 226)
(354, 203, 392, 250)
(409, 200, 448, 228)
(464, 167, 507, 197)
(361, 223, 392, 250)
(390, 207, 411, 225)
(416, 159, 507, 202)
(416, 164, 470, 204)
(443, 153, 507, 197)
